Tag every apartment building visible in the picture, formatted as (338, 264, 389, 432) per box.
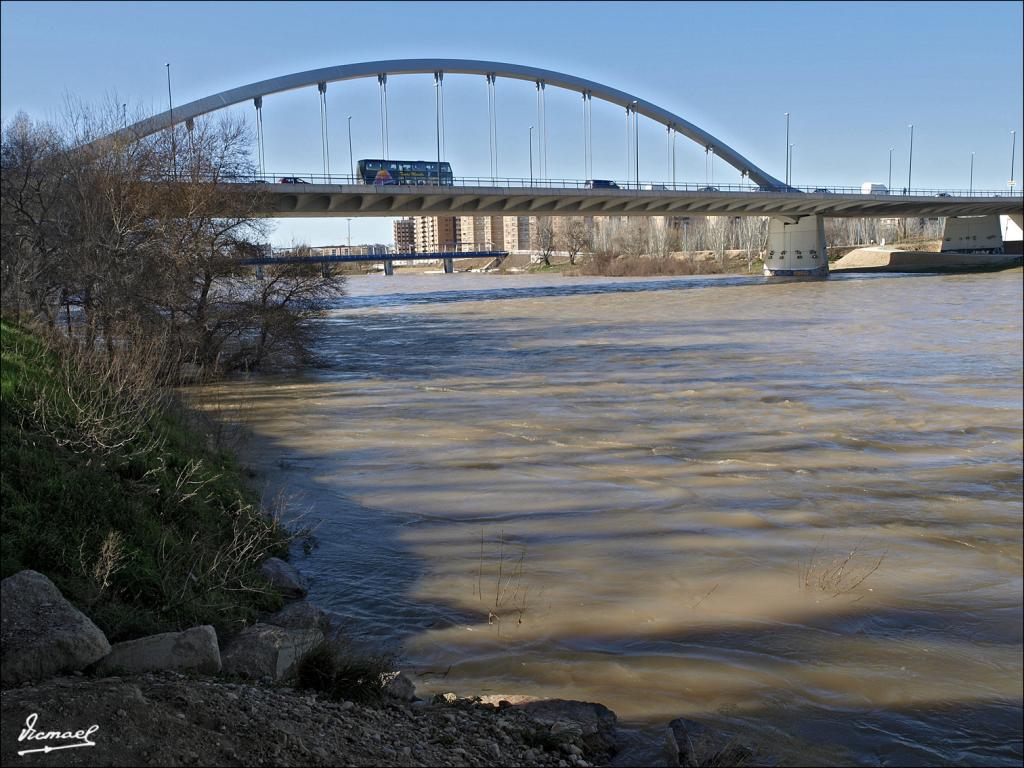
(413, 216, 460, 252)
(393, 218, 415, 253)
(456, 216, 506, 251)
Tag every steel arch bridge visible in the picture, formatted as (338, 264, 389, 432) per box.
(112, 58, 787, 190)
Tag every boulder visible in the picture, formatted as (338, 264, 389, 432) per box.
(93, 625, 220, 676)
(514, 699, 618, 755)
(380, 671, 416, 702)
(220, 623, 322, 680)
(665, 717, 753, 768)
(259, 557, 309, 598)
(266, 601, 330, 632)
(0, 570, 110, 686)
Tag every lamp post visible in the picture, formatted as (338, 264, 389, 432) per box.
(347, 218, 352, 253)
(788, 144, 794, 188)
(969, 151, 974, 195)
(888, 147, 894, 192)
(529, 125, 534, 186)
(347, 116, 354, 181)
(784, 112, 790, 186)
(907, 124, 914, 194)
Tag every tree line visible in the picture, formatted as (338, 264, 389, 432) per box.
(1, 101, 344, 376)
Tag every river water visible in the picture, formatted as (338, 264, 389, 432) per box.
(195, 269, 1023, 766)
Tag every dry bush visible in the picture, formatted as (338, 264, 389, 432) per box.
(798, 539, 887, 599)
(24, 328, 175, 462)
(570, 253, 722, 277)
(474, 529, 531, 635)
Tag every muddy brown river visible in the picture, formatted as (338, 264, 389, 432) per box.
(195, 269, 1023, 766)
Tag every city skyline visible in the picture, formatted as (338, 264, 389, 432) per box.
(2, 0, 1021, 246)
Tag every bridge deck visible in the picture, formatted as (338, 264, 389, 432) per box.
(246, 183, 1023, 219)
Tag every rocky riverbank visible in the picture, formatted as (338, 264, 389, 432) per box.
(0, 567, 759, 767)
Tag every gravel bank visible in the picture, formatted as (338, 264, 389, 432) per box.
(1, 673, 610, 767)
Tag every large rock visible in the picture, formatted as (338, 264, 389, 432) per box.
(380, 671, 416, 702)
(93, 625, 220, 676)
(0, 570, 110, 686)
(266, 601, 331, 632)
(665, 717, 753, 768)
(220, 623, 322, 681)
(515, 699, 618, 755)
(259, 557, 309, 598)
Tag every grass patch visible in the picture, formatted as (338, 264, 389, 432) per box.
(293, 641, 396, 704)
(1, 319, 290, 641)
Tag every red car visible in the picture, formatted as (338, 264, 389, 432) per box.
(278, 177, 309, 184)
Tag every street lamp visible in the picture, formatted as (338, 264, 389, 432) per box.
(347, 116, 354, 181)
(788, 144, 794, 188)
(347, 218, 352, 253)
(969, 151, 974, 195)
(888, 147, 894, 192)
(529, 125, 534, 186)
(784, 112, 790, 186)
(907, 124, 914, 194)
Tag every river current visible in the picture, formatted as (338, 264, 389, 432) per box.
(195, 269, 1023, 766)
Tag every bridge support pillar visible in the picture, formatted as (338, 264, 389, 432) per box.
(443, 257, 454, 274)
(941, 215, 1005, 254)
(764, 215, 828, 277)
(1003, 214, 1023, 255)
(384, 259, 394, 276)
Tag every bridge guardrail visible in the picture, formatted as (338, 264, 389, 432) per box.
(165, 171, 1024, 199)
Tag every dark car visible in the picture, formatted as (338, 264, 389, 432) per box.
(586, 179, 620, 189)
(698, 186, 720, 192)
(278, 177, 309, 184)
(813, 187, 833, 194)
(935, 192, 952, 197)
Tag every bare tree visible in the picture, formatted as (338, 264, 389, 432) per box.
(534, 217, 556, 266)
(556, 217, 591, 265)
(1, 103, 345, 374)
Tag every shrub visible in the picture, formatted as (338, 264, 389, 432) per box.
(293, 641, 396, 704)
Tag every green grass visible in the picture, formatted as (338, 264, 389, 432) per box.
(1, 320, 288, 641)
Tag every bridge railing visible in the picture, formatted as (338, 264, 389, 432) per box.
(195, 172, 1022, 198)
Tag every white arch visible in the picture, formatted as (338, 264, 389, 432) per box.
(114, 58, 787, 190)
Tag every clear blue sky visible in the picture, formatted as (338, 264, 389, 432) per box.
(3, 0, 1022, 246)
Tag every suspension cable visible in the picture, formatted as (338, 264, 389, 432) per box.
(667, 125, 671, 186)
(487, 73, 498, 179)
(541, 82, 547, 180)
(318, 81, 331, 182)
(585, 91, 593, 181)
(634, 103, 639, 187)
(535, 81, 547, 180)
(671, 126, 676, 187)
(582, 91, 588, 180)
(626, 105, 632, 184)
(434, 71, 443, 183)
(378, 73, 389, 159)
(491, 75, 498, 178)
(254, 96, 265, 178)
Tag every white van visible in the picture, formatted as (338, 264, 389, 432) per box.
(861, 183, 888, 195)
